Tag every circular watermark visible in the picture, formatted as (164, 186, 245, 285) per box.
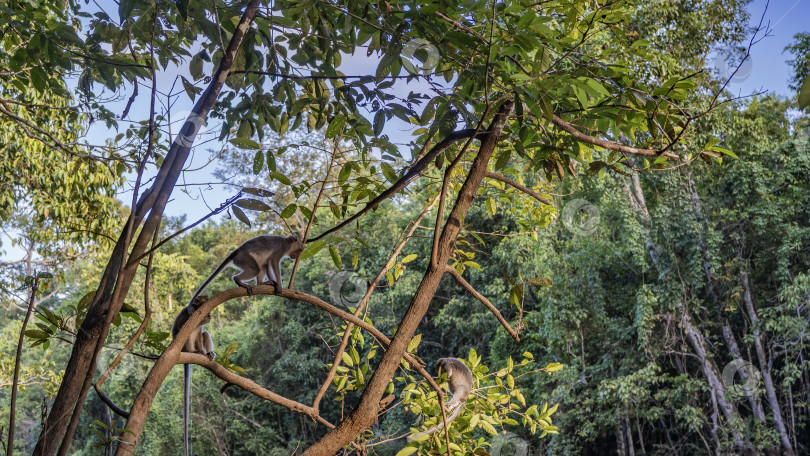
(96, 347, 138, 384)
(721, 359, 760, 398)
(490, 432, 529, 456)
(714, 48, 753, 84)
(561, 199, 600, 236)
(328, 271, 368, 308)
(401, 39, 440, 75)
(169, 110, 208, 148)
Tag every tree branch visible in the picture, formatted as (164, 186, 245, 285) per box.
(177, 353, 334, 428)
(444, 266, 520, 342)
(310, 129, 487, 242)
(483, 172, 551, 205)
(551, 115, 680, 159)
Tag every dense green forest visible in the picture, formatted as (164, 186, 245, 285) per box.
(2, 0, 810, 454)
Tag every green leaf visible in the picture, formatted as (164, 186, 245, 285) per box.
(373, 110, 385, 136)
(270, 171, 291, 185)
(401, 254, 417, 263)
(234, 198, 271, 211)
(242, 187, 274, 197)
(229, 138, 262, 150)
(407, 333, 422, 353)
(545, 362, 563, 372)
(30, 67, 48, 91)
(380, 162, 398, 183)
(494, 149, 512, 170)
(395, 445, 418, 456)
(252, 151, 264, 174)
(325, 114, 346, 138)
(118, 0, 135, 21)
(329, 245, 343, 269)
(280, 203, 296, 218)
(300, 240, 326, 260)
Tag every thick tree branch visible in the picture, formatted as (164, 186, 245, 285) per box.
(483, 172, 551, 206)
(445, 266, 520, 342)
(117, 282, 441, 453)
(310, 129, 488, 242)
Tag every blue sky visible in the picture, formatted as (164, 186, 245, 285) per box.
(734, 0, 807, 96)
(1, 1, 808, 262)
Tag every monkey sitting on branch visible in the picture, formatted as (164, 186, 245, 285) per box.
(171, 295, 215, 456)
(189, 234, 304, 300)
(408, 357, 473, 441)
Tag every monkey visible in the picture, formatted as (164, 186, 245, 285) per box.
(408, 357, 473, 441)
(189, 234, 304, 301)
(171, 295, 215, 456)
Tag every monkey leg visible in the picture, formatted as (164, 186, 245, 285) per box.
(200, 331, 215, 360)
(264, 263, 280, 292)
(232, 274, 254, 295)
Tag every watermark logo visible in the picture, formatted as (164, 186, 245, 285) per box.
(328, 271, 368, 308)
(714, 48, 753, 85)
(721, 359, 760, 398)
(490, 432, 529, 456)
(561, 199, 600, 236)
(169, 110, 208, 148)
(401, 39, 440, 75)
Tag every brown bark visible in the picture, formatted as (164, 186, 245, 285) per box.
(31, 2, 262, 454)
(301, 100, 514, 455)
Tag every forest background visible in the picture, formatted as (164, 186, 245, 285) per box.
(2, 0, 810, 455)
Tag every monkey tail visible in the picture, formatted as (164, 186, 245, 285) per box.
(407, 401, 465, 442)
(188, 250, 237, 306)
(184, 363, 192, 456)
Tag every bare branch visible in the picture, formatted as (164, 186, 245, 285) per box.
(445, 266, 520, 342)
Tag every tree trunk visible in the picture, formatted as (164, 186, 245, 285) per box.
(301, 101, 514, 455)
(741, 273, 795, 456)
(31, 2, 261, 454)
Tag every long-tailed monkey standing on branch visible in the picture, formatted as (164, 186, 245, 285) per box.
(408, 358, 473, 441)
(189, 235, 304, 300)
(171, 296, 215, 456)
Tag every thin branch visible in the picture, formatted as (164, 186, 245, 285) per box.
(8, 275, 39, 456)
(551, 115, 680, 159)
(289, 138, 339, 288)
(92, 386, 130, 419)
(312, 195, 439, 413)
(310, 129, 487, 242)
(483, 172, 552, 205)
(127, 193, 241, 266)
(445, 266, 520, 342)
